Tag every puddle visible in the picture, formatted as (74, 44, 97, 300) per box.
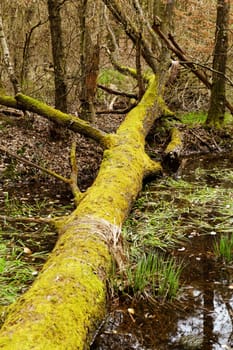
(92, 153, 233, 350)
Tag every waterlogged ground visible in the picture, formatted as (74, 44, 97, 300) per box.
(0, 183, 74, 307)
(92, 152, 233, 350)
(1, 152, 233, 349)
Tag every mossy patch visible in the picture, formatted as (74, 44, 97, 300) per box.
(165, 128, 182, 154)
(0, 219, 112, 349)
(0, 74, 167, 348)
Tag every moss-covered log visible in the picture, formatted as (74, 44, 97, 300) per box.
(162, 127, 183, 173)
(0, 92, 110, 148)
(0, 75, 164, 349)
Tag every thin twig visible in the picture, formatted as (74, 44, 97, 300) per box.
(96, 104, 136, 115)
(0, 146, 70, 184)
(0, 215, 53, 224)
(97, 84, 137, 99)
(152, 26, 233, 114)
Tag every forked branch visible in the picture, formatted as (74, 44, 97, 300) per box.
(0, 143, 83, 205)
(153, 24, 233, 114)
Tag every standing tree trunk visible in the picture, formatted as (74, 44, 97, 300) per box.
(47, 0, 67, 113)
(79, 0, 100, 122)
(154, 0, 175, 88)
(206, 0, 230, 127)
(0, 4, 20, 94)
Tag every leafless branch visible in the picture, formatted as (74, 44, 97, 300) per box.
(97, 84, 137, 99)
(0, 145, 70, 184)
(0, 215, 53, 225)
(153, 25, 233, 114)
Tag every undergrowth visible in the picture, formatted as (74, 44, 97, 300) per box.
(0, 238, 40, 305)
(214, 234, 233, 263)
(180, 111, 233, 125)
(0, 195, 73, 308)
(114, 161, 233, 302)
(1, 158, 233, 307)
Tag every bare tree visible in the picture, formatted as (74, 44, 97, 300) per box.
(47, 0, 67, 113)
(206, 0, 230, 127)
(79, 0, 100, 122)
(0, 1, 176, 347)
(0, 4, 20, 94)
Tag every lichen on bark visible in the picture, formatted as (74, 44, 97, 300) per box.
(0, 74, 164, 349)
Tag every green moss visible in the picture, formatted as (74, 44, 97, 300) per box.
(59, 76, 165, 227)
(0, 220, 111, 349)
(0, 94, 18, 109)
(98, 68, 134, 86)
(181, 112, 207, 125)
(15, 93, 109, 148)
(144, 155, 162, 177)
(0, 74, 170, 348)
(118, 76, 173, 137)
(165, 128, 182, 154)
(224, 112, 233, 125)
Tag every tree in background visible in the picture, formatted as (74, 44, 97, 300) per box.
(79, 0, 100, 122)
(47, 0, 67, 113)
(206, 0, 230, 127)
(153, 0, 175, 87)
(0, 1, 174, 347)
(0, 1, 233, 348)
(0, 4, 20, 94)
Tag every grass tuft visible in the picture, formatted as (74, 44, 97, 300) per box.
(125, 253, 183, 301)
(214, 234, 233, 263)
(0, 239, 38, 305)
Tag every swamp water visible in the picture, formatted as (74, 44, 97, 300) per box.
(1, 153, 233, 349)
(92, 153, 233, 350)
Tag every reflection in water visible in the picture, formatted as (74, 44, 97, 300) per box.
(92, 274, 233, 350)
(91, 258, 233, 350)
(169, 288, 233, 350)
(92, 154, 233, 350)
(169, 234, 233, 350)
(203, 255, 215, 350)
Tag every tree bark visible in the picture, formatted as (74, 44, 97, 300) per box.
(154, 0, 175, 87)
(102, 0, 158, 73)
(153, 26, 233, 115)
(0, 75, 164, 349)
(206, 0, 230, 127)
(162, 127, 183, 173)
(47, 0, 68, 140)
(79, 0, 100, 122)
(0, 5, 20, 94)
(47, 0, 67, 113)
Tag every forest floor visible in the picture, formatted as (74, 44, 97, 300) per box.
(1, 111, 233, 195)
(1, 109, 233, 329)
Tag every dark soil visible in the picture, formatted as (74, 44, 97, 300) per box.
(1, 111, 233, 349)
(0, 110, 233, 198)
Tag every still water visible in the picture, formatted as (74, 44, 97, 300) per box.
(92, 153, 233, 350)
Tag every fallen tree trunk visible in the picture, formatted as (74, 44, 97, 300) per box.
(0, 75, 166, 349)
(162, 127, 183, 173)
